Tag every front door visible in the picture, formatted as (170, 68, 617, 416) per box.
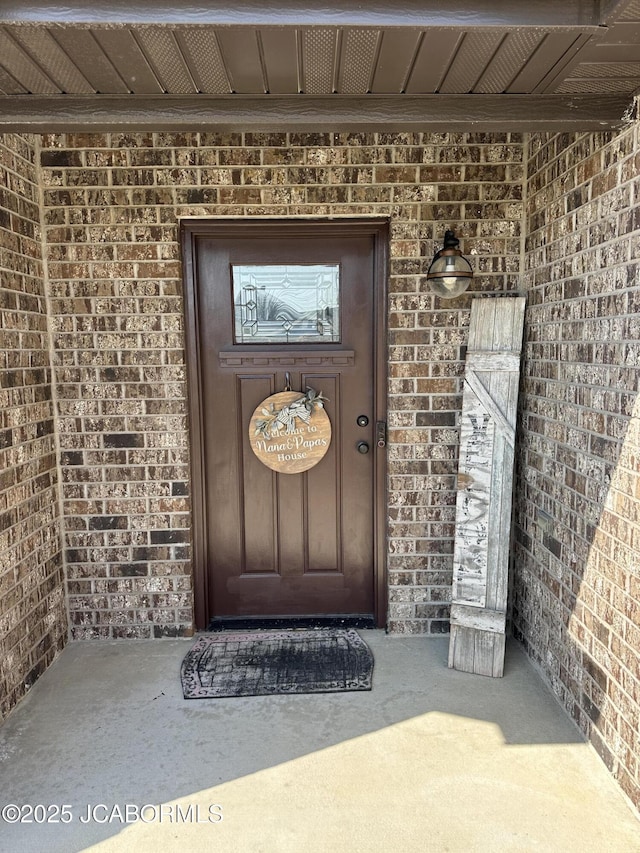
(182, 219, 387, 627)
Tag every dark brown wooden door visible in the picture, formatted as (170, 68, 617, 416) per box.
(183, 220, 387, 626)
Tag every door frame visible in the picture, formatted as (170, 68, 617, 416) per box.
(180, 217, 389, 629)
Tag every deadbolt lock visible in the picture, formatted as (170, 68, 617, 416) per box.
(357, 415, 369, 427)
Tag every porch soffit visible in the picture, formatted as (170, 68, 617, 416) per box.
(0, 1, 638, 132)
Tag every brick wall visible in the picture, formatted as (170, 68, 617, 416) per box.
(0, 134, 66, 720)
(2, 123, 639, 814)
(514, 123, 640, 810)
(38, 131, 524, 638)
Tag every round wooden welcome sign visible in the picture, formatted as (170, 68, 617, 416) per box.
(248, 388, 331, 474)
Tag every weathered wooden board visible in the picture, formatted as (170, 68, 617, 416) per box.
(448, 296, 526, 677)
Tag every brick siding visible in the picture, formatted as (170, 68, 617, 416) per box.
(515, 124, 640, 811)
(0, 134, 66, 720)
(1, 123, 638, 814)
(38, 130, 524, 638)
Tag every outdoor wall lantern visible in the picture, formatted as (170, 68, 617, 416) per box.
(426, 229, 473, 299)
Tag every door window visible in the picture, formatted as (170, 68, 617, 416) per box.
(232, 264, 340, 344)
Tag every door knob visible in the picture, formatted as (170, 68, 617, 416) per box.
(357, 441, 370, 454)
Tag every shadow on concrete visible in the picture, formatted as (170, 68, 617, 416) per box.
(1, 633, 638, 852)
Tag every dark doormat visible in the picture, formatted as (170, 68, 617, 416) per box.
(181, 628, 374, 699)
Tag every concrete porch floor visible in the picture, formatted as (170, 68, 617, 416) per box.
(0, 633, 638, 853)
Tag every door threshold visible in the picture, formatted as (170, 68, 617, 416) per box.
(207, 615, 376, 632)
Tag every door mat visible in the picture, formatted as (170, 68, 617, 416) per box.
(181, 628, 374, 699)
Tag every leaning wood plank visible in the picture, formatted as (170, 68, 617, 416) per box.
(448, 296, 526, 677)
(450, 604, 506, 634)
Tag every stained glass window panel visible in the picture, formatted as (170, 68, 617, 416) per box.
(232, 265, 340, 344)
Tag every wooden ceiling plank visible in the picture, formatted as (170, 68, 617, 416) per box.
(405, 30, 462, 93)
(0, 65, 27, 95)
(556, 76, 640, 93)
(338, 28, 380, 94)
(619, 0, 640, 19)
(50, 28, 130, 93)
(93, 28, 163, 94)
(569, 60, 640, 77)
(474, 30, 544, 93)
(599, 0, 638, 24)
(10, 26, 94, 93)
(533, 32, 595, 93)
(580, 42, 640, 60)
(0, 94, 631, 133)
(134, 28, 197, 94)
(439, 31, 504, 93)
(260, 29, 300, 94)
(300, 28, 337, 94)
(216, 29, 266, 94)
(0, 27, 61, 93)
(507, 32, 582, 93)
(0, 8, 637, 105)
(177, 28, 232, 93)
(371, 30, 422, 93)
